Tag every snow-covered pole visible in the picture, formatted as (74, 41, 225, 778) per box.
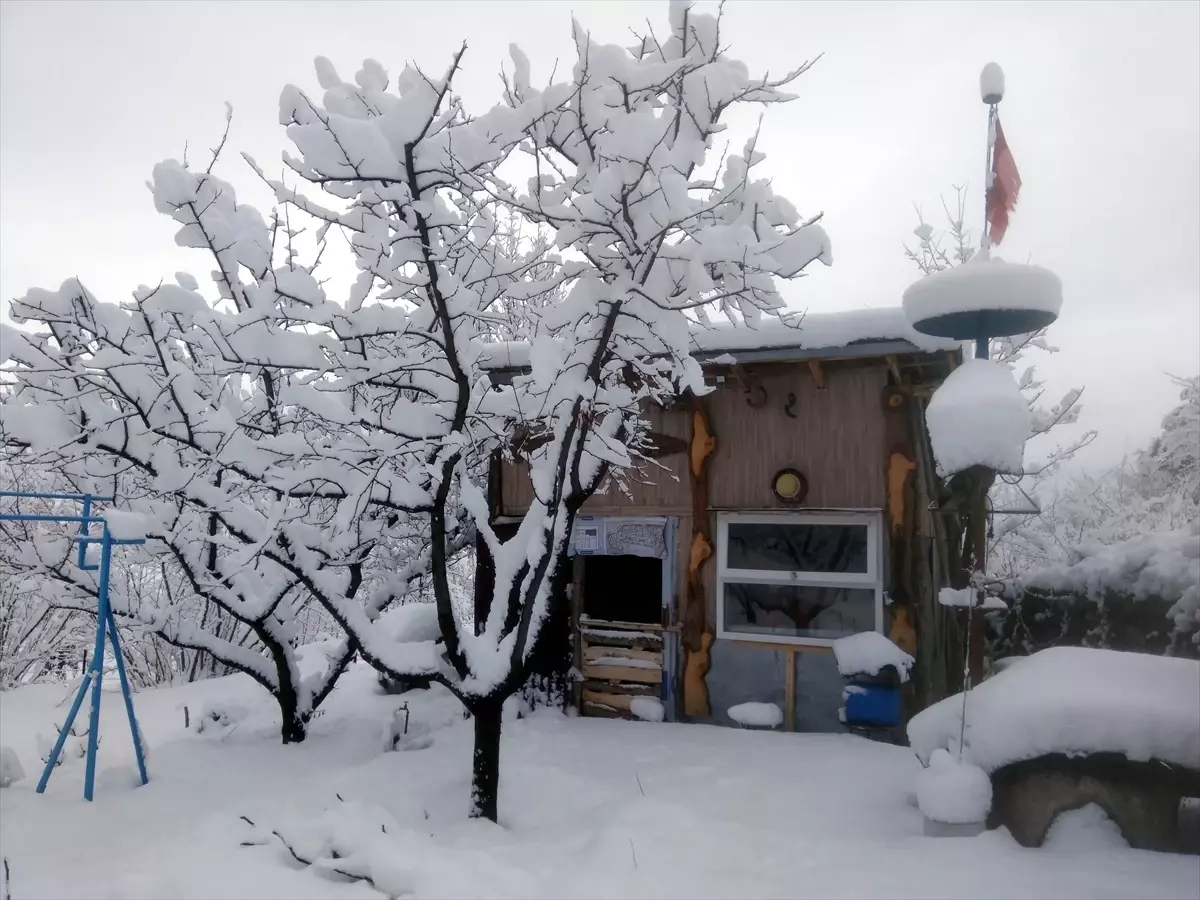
(976, 62, 1004, 362)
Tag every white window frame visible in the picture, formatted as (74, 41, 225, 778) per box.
(714, 510, 884, 647)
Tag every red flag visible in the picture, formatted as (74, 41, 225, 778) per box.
(986, 117, 1022, 245)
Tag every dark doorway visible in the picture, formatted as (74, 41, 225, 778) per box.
(581, 555, 663, 625)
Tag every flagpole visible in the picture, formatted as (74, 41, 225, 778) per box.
(977, 62, 1005, 361)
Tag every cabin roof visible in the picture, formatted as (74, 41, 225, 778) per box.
(479, 306, 962, 375)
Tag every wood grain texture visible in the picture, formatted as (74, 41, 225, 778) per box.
(706, 362, 890, 510)
(683, 630, 714, 718)
(582, 664, 663, 684)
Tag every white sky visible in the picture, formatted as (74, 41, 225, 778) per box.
(1, 0, 1197, 476)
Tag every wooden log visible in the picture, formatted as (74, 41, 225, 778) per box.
(683, 630, 713, 718)
(580, 617, 669, 634)
(683, 393, 718, 718)
(580, 632, 665, 652)
(583, 689, 644, 713)
(807, 358, 826, 390)
(582, 664, 663, 685)
(584, 646, 662, 664)
(582, 700, 629, 719)
(582, 679, 660, 698)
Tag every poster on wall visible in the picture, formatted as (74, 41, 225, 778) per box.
(569, 516, 667, 559)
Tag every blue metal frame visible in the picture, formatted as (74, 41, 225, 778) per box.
(0, 490, 149, 801)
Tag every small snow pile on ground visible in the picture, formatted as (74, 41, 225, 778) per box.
(1043, 803, 1130, 852)
(0, 747, 24, 788)
(833, 631, 914, 682)
(1019, 523, 1200, 640)
(925, 358, 1031, 477)
(916, 749, 992, 824)
(630, 696, 665, 722)
(908, 647, 1200, 773)
(728, 702, 783, 728)
(938, 586, 1008, 611)
(902, 255, 1063, 325)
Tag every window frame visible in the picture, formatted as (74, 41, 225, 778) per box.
(714, 510, 885, 647)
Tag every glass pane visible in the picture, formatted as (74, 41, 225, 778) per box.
(722, 582, 876, 640)
(726, 522, 869, 574)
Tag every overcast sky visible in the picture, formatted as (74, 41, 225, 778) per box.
(1, 0, 1197, 476)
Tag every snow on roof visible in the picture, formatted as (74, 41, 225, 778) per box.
(925, 358, 1031, 477)
(1019, 525, 1200, 639)
(907, 647, 1200, 773)
(478, 307, 960, 371)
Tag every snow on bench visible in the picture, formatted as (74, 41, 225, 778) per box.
(908, 647, 1200, 774)
(728, 702, 783, 729)
(832, 631, 914, 683)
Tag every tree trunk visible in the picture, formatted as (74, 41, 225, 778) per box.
(278, 695, 308, 745)
(469, 697, 504, 822)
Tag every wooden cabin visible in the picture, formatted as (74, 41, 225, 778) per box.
(483, 308, 965, 731)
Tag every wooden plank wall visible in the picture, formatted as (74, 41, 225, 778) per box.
(705, 363, 889, 510)
(499, 361, 890, 517)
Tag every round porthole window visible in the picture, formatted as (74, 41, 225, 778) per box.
(772, 468, 809, 504)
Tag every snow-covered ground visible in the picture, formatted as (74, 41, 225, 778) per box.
(1, 663, 1197, 900)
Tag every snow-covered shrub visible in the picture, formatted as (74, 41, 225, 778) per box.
(0, 747, 24, 788)
(190, 702, 250, 736)
(916, 748, 992, 825)
(36, 721, 98, 768)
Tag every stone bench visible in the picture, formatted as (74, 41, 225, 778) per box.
(988, 752, 1200, 853)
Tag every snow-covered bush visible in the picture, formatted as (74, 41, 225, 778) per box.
(190, 701, 250, 736)
(916, 748, 992, 825)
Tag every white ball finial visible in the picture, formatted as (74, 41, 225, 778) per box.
(980, 62, 1005, 104)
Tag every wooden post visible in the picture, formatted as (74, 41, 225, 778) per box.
(966, 471, 995, 685)
(683, 393, 717, 719)
(783, 648, 797, 732)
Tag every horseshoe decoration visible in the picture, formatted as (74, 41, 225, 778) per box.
(745, 384, 768, 408)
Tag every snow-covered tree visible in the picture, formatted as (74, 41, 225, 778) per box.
(904, 186, 1096, 577)
(1, 0, 831, 819)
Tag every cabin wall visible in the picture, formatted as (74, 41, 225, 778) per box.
(705, 364, 889, 510)
(498, 361, 890, 517)
(497, 357, 926, 730)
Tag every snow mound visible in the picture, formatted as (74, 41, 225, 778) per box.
(728, 702, 783, 728)
(832, 631, 914, 682)
(926, 358, 1031, 476)
(1019, 524, 1200, 639)
(908, 647, 1200, 773)
(630, 696, 665, 722)
(0, 746, 24, 788)
(916, 749, 992, 824)
(902, 256, 1062, 328)
(376, 602, 442, 644)
(1043, 803, 1129, 852)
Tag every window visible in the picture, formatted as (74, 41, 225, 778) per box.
(715, 512, 883, 646)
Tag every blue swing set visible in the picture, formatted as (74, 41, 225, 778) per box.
(0, 490, 150, 801)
